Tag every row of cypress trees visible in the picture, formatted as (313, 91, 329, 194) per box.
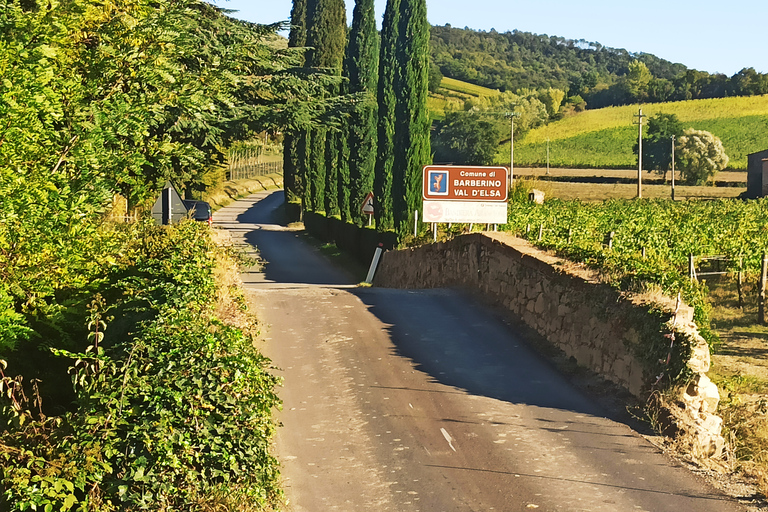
(283, 0, 431, 236)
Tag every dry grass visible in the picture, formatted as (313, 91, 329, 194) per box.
(704, 275, 768, 493)
(210, 230, 259, 334)
(528, 180, 745, 201)
(515, 167, 747, 184)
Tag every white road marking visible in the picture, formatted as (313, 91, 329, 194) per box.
(441, 428, 457, 452)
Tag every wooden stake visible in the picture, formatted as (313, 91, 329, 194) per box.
(760, 253, 767, 325)
(737, 257, 744, 310)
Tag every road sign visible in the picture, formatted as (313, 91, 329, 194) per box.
(361, 192, 375, 215)
(422, 200, 507, 224)
(422, 166, 508, 224)
(423, 165, 508, 202)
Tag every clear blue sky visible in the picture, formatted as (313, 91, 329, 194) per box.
(207, 0, 767, 76)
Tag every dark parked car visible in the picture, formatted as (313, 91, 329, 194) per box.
(182, 200, 212, 227)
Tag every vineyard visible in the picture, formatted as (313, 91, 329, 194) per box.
(427, 77, 500, 119)
(513, 94, 768, 170)
(502, 185, 768, 342)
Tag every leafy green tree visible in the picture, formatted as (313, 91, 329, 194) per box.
(305, 0, 346, 214)
(284, 0, 309, 204)
(374, 0, 400, 230)
(344, 0, 379, 225)
(622, 60, 653, 103)
(635, 113, 684, 176)
(0, 0, 343, 352)
(432, 113, 503, 165)
(392, 0, 431, 235)
(677, 128, 729, 185)
(428, 62, 443, 93)
(538, 88, 566, 118)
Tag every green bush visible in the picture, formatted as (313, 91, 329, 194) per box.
(0, 222, 282, 511)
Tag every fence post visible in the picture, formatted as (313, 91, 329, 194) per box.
(737, 257, 745, 310)
(760, 253, 767, 325)
(689, 254, 695, 281)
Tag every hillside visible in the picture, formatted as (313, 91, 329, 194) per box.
(512, 95, 768, 170)
(431, 25, 768, 109)
(428, 76, 500, 119)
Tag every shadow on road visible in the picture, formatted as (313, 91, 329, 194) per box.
(236, 192, 643, 425)
(352, 287, 608, 416)
(235, 191, 355, 287)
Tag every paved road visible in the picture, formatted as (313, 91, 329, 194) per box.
(214, 191, 743, 512)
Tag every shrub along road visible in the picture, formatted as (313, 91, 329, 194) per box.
(214, 191, 744, 512)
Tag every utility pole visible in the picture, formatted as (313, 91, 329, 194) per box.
(546, 138, 550, 175)
(505, 109, 519, 186)
(633, 109, 646, 198)
(671, 135, 676, 201)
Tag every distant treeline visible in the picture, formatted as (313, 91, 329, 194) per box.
(430, 25, 768, 109)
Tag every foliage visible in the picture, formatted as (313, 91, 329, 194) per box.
(391, 0, 432, 236)
(676, 128, 729, 185)
(283, 0, 309, 203)
(635, 113, 685, 174)
(501, 193, 768, 350)
(304, 0, 347, 216)
(0, 221, 281, 511)
(373, 0, 400, 230)
(432, 112, 504, 165)
(344, 0, 379, 226)
(430, 24, 768, 109)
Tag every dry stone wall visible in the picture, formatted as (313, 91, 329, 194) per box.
(374, 232, 724, 457)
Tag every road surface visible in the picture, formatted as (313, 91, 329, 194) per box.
(214, 190, 743, 512)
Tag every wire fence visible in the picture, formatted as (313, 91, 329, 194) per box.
(226, 149, 283, 181)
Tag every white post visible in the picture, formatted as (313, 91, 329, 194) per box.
(433, 223, 437, 242)
(365, 244, 384, 284)
(414, 210, 419, 237)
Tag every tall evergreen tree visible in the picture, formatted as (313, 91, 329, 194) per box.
(392, 0, 431, 235)
(283, 0, 309, 206)
(374, 0, 400, 230)
(305, 0, 346, 214)
(344, 0, 379, 226)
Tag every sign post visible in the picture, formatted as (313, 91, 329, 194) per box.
(361, 192, 375, 226)
(422, 165, 508, 225)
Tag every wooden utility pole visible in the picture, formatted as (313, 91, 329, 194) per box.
(546, 138, 550, 175)
(671, 135, 676, 201)
(505, 108, 519, 187)
(633, 109, 646, 198)
(760, 253, 768, 325)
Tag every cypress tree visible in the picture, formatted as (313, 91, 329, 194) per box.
(344, 0, 379, 226)
(392, 0, 431, 235)
(306, 0, 346, 214)
(283, 0, 308, 206)
(374, 0, 400, 230)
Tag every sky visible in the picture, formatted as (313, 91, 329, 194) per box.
(207, 0, 767, 77)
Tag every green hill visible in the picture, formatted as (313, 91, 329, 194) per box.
(428, 77, 500, 119)
(511, 95, 768, 170)
(430, 25, 768, 109)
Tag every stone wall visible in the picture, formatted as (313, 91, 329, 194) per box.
(374, 232, 724, 457)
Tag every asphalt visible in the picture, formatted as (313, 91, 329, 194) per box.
(214, 190, 745, 512)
